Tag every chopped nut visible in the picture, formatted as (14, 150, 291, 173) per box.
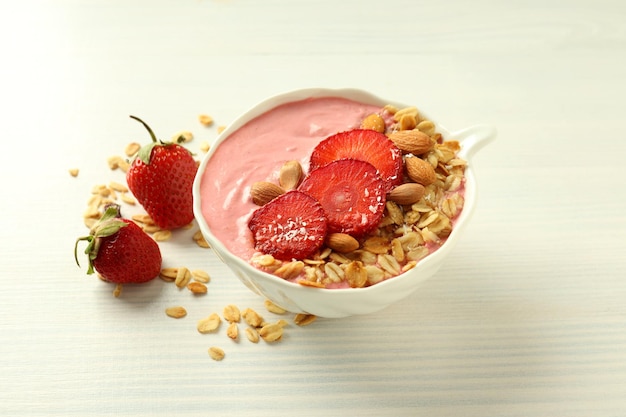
(69, 168, 79, 177)
(360, 113, 386, 133)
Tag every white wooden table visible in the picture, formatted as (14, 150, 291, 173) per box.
(1, 0, 625, 416)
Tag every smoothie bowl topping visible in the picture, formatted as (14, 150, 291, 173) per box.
(245, 108, 467, 289)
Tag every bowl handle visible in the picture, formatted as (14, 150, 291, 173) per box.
(453, 124, 497, 161)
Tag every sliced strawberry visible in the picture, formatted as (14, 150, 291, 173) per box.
(248, 190, 328, 261)
(309, 129, 403, 191)
(298, 159, 386, 237)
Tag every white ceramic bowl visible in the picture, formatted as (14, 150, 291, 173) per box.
(193, 88, 495, 318)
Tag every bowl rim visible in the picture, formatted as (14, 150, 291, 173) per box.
(192, 87, 493, 295)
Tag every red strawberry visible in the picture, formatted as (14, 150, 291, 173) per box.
(248, 190, 327, 261)
(298, 159, 386, 237)
(309, 129, 403, 191)
(126, 116, 197, 230)
(75, 205, 162, 284)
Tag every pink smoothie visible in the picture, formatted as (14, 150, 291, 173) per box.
(199, 97, 384, 260)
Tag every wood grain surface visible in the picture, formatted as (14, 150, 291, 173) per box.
(1, 0, 625, 416)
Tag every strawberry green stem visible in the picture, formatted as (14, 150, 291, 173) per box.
(130, 115, 160, 144)
(74, 205, 127, 275)
(130, 115, 163, 165)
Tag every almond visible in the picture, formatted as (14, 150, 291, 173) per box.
(326, 233, 360, 253)
(250, 181, 285, 206)
(405, 156, 436, 186)
(278, 160, 303, 190)
(388, 130, 433, 155)
(387, 183, 425, 205)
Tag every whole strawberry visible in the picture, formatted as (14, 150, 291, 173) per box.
(126, 115, 197, 230)
(75, 205, 162, 284)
